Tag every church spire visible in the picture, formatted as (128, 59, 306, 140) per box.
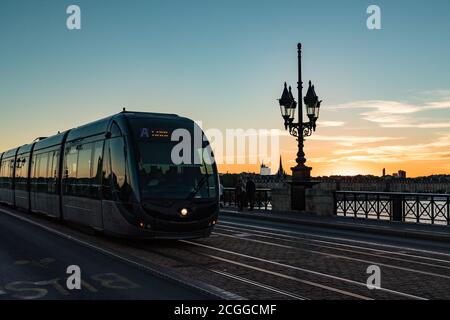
(277, 156, 285, 176)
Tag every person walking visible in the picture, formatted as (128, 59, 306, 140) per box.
(246, 177, 256, 211)
(235, 177, 246, 211)
(219, 183, 225, 208)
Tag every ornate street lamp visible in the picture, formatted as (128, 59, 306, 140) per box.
(277, 43, 323, 211)
(278, 83, 297, 129)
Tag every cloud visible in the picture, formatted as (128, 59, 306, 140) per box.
(308, 134, 402, 146)
(316, 121, 345, 127)
(315, 134, 450, 164)
(328, 94, 450, 128)
(383, 122, 450, 129)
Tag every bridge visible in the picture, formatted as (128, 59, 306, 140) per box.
(1, 193, 450, 301)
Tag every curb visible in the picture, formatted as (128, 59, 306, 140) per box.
(219, 210, 450, 243)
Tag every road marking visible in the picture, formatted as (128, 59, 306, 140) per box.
(213, 231, 450, 280)
(219, 219, 450, 261)
(216, 226, 450, 271)
(182, 240, 428, 300)
(0, 207, 235, 300)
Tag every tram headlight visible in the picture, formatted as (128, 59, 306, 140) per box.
(180, 208, 189, 217)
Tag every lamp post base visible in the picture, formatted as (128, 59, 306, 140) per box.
(290, 165, 315, 211)
(291, 164, 312, 181)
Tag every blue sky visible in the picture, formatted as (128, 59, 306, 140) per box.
(1, 0, 450, 176)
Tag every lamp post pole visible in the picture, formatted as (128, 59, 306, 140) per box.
(293, 43, 309, 177)
(277, 43, 322, 211)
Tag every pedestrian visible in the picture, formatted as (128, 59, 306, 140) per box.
(246, 177, 256, 211)
(219, 183, 225, 208)
(235, 177, 246, 211)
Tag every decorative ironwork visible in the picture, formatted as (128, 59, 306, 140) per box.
(334, 191, 450, 225)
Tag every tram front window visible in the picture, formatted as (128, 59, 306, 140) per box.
(137, 141, 218, 200)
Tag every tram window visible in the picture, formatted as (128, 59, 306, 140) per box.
(102, 140, 112, 200)
(110, 138, 131, 202)
(47, 151, 59, 194)
(15, 156, 29, 191)
(37, 153, 49, 193)
(64, 146, 78, 196)
(91, 141, 103, 199)
(30, 154, 38, 192)
(76, 144, 92, 197)
(110, 123, 122, 138)
(0, 160, 9, 188)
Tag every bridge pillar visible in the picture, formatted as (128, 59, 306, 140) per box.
(392, 194, 403, 222)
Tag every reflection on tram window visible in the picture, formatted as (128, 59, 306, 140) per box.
(110, 138, 132, 203)
(137, 141, 218, 200)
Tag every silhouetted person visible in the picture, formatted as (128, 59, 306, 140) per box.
(235, 177, 246, 211)
(246, 177, 256, 211)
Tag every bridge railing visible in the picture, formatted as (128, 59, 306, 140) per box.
(222, 188, 272, 211)
(334, 191, 450, 225)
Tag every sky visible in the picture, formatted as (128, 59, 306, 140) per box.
(1, 0, 450, 177)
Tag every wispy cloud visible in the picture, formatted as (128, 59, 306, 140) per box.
(316, 121, 345, 127)
(313, 134, 450, 164)
(328, 93, 450, 128)
(308, 134, 402, 146)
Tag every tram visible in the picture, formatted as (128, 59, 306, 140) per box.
(0, 111, 219, 239)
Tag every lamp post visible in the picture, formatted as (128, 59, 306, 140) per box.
(278, 43, 322, 211)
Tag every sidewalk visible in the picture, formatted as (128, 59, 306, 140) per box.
(219, 208, 450, 243)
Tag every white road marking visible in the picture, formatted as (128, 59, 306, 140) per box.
(183, 240, 428, 300)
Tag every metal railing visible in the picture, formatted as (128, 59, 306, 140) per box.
(222, 187, 272, 211)
(334, 191, 450, 225)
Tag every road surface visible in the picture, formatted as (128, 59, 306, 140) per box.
(1, 205, 450, 300)
(0, 209, 212, 300)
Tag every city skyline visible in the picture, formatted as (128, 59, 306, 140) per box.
(1, 0, 450, 177)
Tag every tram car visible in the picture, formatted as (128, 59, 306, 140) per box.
(0, 111, 219, 239)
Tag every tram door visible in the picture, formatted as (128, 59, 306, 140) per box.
(31, 150, 60, 217)
(62, 141, 103, 229)
(101, 135, 132, 233)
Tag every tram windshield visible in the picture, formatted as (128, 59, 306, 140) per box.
(136, 140, 218, 200)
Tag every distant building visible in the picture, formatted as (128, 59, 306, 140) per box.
(398, 170, 406, 179)
(260, 162, 271, 176)
(382, 168, 386, 177)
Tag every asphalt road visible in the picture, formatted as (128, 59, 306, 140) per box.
(2, 204, 450, 300)
(0, 211, 211, 300)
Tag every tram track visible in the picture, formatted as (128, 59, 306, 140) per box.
(140, 241, 374, 300)
(140, 245, 309, 300)
(214, 226, 450, 274)
(218, 220, 450, 263)
(180, 240, 428, 300)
